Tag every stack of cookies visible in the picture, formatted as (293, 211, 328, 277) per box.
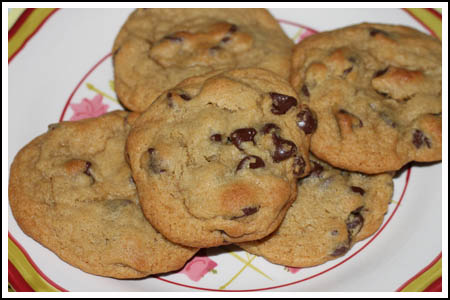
(9, 9, 442, 279)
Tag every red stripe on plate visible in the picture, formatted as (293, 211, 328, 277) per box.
(423, 276, 442, 292)
(426, 8, 442, 20)
(8, 9, 60, 64)
(401, 8, 438, 38)
(396, 252, 442, 292)
(8, 260, 35, 292)
(8, 233, 68, 292)
(8, 8, 35, 39)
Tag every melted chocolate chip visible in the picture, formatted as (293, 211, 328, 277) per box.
(373, 67, 389, 78)
(210, 134, 222, 142)
(228, 24, 238, 33)
(309, 162, 324, 177)
(293, 156, 306, 177)
(231, 206, 259, 220)
(180, 93, 191, 101)
(343, 66, 353, 77)
(84, 161, 92, 177)
(261, 123, 280, 135)
(301, 84, 310, 97)
(297, 108, 317, 134)
(369, 28, 389, 37)
(167, 92, 174, 107)
(236, 155, 265, 171)
(163, 35, 183, 42)
(271, 133, 297, 163)
(229, 128, 257, 150)
(242, 206, 258, 216)
(350, 186, 366, 196)
(331, 246, 349, 257)
(346, 208, 364, 237)
(269, 92, 298, 115)
(412, 129, 431, 149)
(221, 36, 231, 43)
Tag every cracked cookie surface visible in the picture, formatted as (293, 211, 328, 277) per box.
(9, 111, 198, 279)
(290, 23, 442, 174)
(238, 156, 393, 267)
(126, 68, 315, 247)
(113, 8, 293, 112)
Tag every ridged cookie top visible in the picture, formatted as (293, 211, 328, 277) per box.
(239, 156, 394, 267)
(127, 68, 315, 247)
(113, 8, 293, 112)
(290, 23, 442, 174)
(9, 111, 198, 279)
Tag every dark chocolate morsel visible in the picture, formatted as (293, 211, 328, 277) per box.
(331, 246, 349, 257)
(309, 161, 324, 177)
(269, 92, 298, 115)
(412, 129, 431, 149)
(301, 84, 310, 97)
(228, 24, 238, 33)
(346, 208, 364, 237)
(242, 206, 258, 216)
(373, 67, 389, 78)
(261, 123, 280, 135)
(163, 35, 183, 42)
(236, 155, 265, 171)
(297, 108, 317, 134)
(343, 66, 353, 77)
(271, 133, 297, 163)
(293, 156, 306, 177)
(221, 36, 231, 43)
(350, 186, 366, 196)
(229, 128, 257, 150)
(180, 93, 191, 101)
(148, 148, 166, 173)
(210, 134, 222, 142)
(84, 161, 92, 177)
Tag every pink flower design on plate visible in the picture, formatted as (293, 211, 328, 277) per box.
(179, 255, 218, 282)
(70, 94, 109, 121)
(286, 266, 301, 274)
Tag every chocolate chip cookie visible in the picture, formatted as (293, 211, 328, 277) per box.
(126, 68, 315, 248)
(9, 111, 198, 279)
(113, 8, 293, 112)
(290, 23, 442, 174)
(238, 156, 394, 267)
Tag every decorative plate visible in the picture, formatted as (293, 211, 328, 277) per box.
(8, 8, 443, 292)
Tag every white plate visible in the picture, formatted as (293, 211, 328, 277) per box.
(8, 8, 443, 292)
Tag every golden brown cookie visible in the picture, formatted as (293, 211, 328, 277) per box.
(9, 111, 198, 279)
(290, 23, 442, 174)
(113, 8, 293, 112)
(126, 68, 315, 248)
(238, 156, 394, 267)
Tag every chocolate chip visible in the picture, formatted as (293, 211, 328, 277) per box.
(180, 93, 191, 101)
(309, 162, 324, 177)
(163, 35, 183, 42)
(293, 156, 306, 177)
(369, 28, 389, 37)
(346, 208, 364, 237)
(271, 133, 297, 163)
(350, 186, 365, 196)
(412, 129, 431, 149)
(229, 128, 257, 150)
(342, 66, 353, 77)
(301, 84, 310, 97)
(236, 155, 265, 171)
(297, 108, 317, 134)
(228, 24, 238, 33)
(269, 92, 298, 115)
(167, 92, 174, 107)
(210, 134, 222, 142)
(242, 206, 258, 216)
(376, 91, 390, 98)
(373, 67, 389, 78)
(330, 246, 348, 257)
(221, 36, 231, 43)
(261, 123, 280, 135)
(84, 161, 92, 177)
